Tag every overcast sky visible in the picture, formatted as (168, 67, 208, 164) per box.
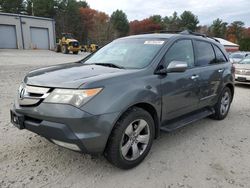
(87, 0, 250, 26)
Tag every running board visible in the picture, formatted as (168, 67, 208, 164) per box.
(160, 108, 215, 132)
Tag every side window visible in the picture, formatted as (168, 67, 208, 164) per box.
(163, 39, 194, 67)
(213, 45, 227, 63)
(194, 40, 216, 66)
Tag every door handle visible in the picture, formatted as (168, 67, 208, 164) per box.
(218, 69, 224, 73)
(190, 75, 199, 80)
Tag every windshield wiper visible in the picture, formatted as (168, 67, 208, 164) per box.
(92, 63, 125, 69)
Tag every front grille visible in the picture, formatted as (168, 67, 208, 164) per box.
(18, 84, 51, 106)
(235, 69, 250, 75)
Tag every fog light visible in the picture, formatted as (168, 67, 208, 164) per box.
(51, 139, 81, 151)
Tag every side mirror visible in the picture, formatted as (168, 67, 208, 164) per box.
(166, 61, 188, 73)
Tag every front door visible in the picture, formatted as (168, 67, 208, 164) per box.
(160, 39, 200, 121)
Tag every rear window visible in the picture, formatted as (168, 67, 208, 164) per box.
(194, 40, 216, 66)
(213, 45, 227, 63)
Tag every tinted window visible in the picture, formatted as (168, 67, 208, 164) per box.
(163, 39, 194, 67)
(213, 45, 227, 63)
(194, 41, 216, 66)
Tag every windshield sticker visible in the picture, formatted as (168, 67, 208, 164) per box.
(144, 41, 165, 45)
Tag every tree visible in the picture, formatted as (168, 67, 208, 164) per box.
(110, 10, 129, 37)
(227, 21, 245, 43)
(179, 11, 199, 31)
(129, 18, 163, 35)
(239, 38, 250, 51)
(0, 0, 25, 13)
(55, 0, 88, 43)
(163, 12, 181, 31)
(209, 18, 228, 38)
(27, 0, 57, 18)
(149, 15, 162, 24)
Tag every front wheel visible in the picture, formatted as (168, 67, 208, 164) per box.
(105, 107, 155, 169)
(211, 87, 232, 120)
(62, 45, 69, 54)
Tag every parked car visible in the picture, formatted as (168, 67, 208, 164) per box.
(234, 56, 250, 83)
(229, 52, 249, 63)
(10, 31, 234, 169)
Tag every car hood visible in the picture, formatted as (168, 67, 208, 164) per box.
(24, 62, 130, 88)
(234, 63, 250, 70)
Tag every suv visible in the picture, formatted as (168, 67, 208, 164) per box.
(10, 31, 234, 169)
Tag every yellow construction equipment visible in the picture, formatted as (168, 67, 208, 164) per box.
(82, 44, 99, 53)
(55, 33, 81, 55)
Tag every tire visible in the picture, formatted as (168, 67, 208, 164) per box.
(73, 51, 79, 55)
(211, 87, 232, 120)
(55, 44, 61, 52)
(105, 107, 155, 169)
(62, 45, 69, 54)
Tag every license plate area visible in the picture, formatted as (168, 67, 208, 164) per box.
(237, 77, 247, 82)
(10, 110, 25, 129)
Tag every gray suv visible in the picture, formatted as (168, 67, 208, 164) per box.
(11, 31, 234, 169)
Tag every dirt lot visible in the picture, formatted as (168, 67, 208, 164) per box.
(0, 50, 250, 188)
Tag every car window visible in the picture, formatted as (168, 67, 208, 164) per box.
(163, 39, 194, 67)
(239, 56, 250, 64)
(84, 38, 165, 69)
(230, 53, 244, 59)
(194, 40, 216, 66)
(213, 45, 227, 63)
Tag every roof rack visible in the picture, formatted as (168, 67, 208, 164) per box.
(180, 30, 220, 43)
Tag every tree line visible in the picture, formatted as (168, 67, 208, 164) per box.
(1, 0, 250, 50)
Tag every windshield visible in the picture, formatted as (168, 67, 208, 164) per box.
(83, 38, 166, 69)
(230, 53, 244, 59)
(239, 56, 250, 64)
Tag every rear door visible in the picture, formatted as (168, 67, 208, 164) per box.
(160, 39, 200, 121)
(193, 40, 224, 108)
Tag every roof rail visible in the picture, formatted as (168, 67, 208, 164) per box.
(180, 30, 220, 43)
(180, 30, 206, 37)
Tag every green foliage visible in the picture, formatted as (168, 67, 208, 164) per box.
(0, 0, 25, 13)
(28, 0, 57, 17)
(179, 11, 199, 31)
(239, 38, 250, 51)
(110, 10, 129, 37)
(164, 12, 181, 31)
(209, 18, 228, 38)
(149, 15, 162, 24)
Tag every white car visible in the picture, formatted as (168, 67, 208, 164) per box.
(234, 56, 250, 83)
(229, 52, 249, 64)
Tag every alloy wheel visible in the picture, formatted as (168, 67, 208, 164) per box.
(120, 119, 150, 161)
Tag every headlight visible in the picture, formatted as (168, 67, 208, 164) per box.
(44, 88, 102, 107)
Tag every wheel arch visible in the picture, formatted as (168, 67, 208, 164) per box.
(225, 83, 234, 101)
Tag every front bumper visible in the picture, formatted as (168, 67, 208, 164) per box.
(11, 102, 119, 154)
(235, 74, 250, 83)
(68, 46, 81, 52)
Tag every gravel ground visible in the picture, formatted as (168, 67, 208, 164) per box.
(0, 50, 250, 188)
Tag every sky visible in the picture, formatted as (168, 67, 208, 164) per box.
(87, 0, 250, 27)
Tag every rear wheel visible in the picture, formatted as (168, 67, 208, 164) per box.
(211, 87, 232, 120)
(105, 107, 155, 169)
